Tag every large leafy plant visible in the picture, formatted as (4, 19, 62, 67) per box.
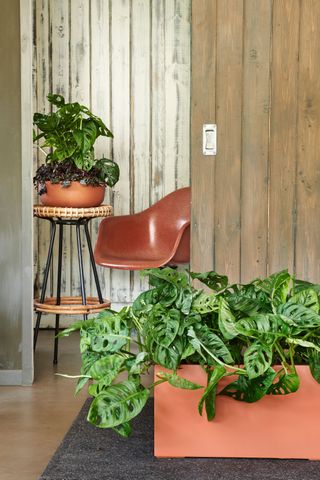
(60, 268, 320, 436)
(33, 93, 119, 191)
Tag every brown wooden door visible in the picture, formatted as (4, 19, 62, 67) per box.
(191, 0, 320, 284)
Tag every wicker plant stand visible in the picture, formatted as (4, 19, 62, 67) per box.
(34, 205, 112, 364)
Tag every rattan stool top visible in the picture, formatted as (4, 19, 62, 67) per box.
(33, 204, 112, 219)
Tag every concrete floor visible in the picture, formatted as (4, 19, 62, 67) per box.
(0, 330, 87, 480)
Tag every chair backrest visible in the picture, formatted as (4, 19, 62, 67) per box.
(149, 187, 190, 264)
(94, 187, 190, 269)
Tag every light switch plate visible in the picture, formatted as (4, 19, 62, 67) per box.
(203, 124, 217, 155)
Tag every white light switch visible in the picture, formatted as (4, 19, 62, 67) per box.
(203, 124, 217, 155)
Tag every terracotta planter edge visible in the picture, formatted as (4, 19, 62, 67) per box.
(154, 364, 320, 459)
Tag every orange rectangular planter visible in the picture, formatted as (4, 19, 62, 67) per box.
(154, 364, 320, 459)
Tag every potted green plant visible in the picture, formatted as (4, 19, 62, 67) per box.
(60, 268, 320, 459)
(33, 93, 119, 207)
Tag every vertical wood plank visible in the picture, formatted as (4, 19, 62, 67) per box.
(164, 0, 186, 195)
(191, 0, 216, 275)
(35, 0, 52, 308)
(214, 0, 243, 283)
(131, 0, 151, 214)
(110, 0, 131, 303)
(50, 0, 70, 297)
(32, 0, 39, 301)
(151, 0, 166, 205)
(268, 0, 300, 275)
(167, 0, 191, 191)
(90, 0, 112, 302)
(240, 0, 272, 283)
(295, 0, 320, 282)
(131, 0, 151, 298)
(70, 0, 91, 297)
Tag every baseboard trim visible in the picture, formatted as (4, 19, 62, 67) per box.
(0, 370, 23, 385)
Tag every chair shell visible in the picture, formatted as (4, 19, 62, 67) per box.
(94, 187, 190, 270)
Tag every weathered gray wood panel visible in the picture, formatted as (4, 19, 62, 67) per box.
(191, 0, 216, 278)
(192, 0, 320, 284)
(295, 0, 320, 283)
(33, 0, 191, 318)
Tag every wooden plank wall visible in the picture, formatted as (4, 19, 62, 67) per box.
(33, 0, 191, 320)
(192, 0, 320, 285)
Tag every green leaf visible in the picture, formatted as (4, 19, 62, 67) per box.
(191, 292, 218, 314)
(157, 371, 203, 390)
(95, 158, 120, 187)
(256, 270, 291, 297)
(189, 271, 228, 292)
(278, 302, 320, 329)
(80, 105, 113, 137)
(198, 366, 226, 420)
(152, 340, 184, 370)
(308, 350, 320, 383)
(57, 320, 87, 337)
(33, 112, 60, 132)
(87, 380, 149, 429)
(132, 288, 159, 315)
(226, 285, 270, 315)
(268, 368, 300, 395)
(144, 306, 180, 348)
(181, 343, 196, 360)
(235, 314, 291, 340)
(270, 270, 291, 308)
(142, 267, 189, 289)
(59, 102, 81, 121)
(220, 368, 277, 403)
(47, 93, 65, 107)
(91, 333, 129, 353)
(175, 287, 194, 315)
(75, 375, 90, 395)
(128, 352, 149, 375)
(188, 326, 234, 365)
(244, 341, 273, 379)
(294, 279, 320, 295)
(288, 288, 319, 313)
(112, 422, 132, 437)
(89, 355, 125, 384)
(78, 309, 130, 354)
(158, 284, 179, 308)
(73, 123, 97, 156)
(218, 297, 238, 339)
(287, 338, 320, 352)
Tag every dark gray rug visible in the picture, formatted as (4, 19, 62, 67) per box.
(40, 399, 320, 480)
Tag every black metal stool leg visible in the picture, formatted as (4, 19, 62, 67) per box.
(76, 222, 87, 320)
(34, 220, 56, 351)
(84, 220, 104, 304)
(54, 223, 64, 364)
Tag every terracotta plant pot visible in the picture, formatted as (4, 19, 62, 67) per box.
(40, 181, 106, 208)
(154, 364, 320, 459)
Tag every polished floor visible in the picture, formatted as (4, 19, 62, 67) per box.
(0, 330, 87, 480)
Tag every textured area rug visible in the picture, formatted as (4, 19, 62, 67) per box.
(40, 399, 320, 480)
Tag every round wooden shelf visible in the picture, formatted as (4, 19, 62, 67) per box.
(34, 296, 111, 315)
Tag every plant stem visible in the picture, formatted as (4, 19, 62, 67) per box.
(289, 345, 295, 369)
(274, 342, 289, 373)
(198, 341, 247, 375)
(149, 378, 168, 389)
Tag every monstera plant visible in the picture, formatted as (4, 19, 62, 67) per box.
(60, 268, 320, 436)
(33, 93, 119, 207)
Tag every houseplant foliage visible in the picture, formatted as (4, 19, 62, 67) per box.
(33, 93, 119, 193)
(60, 268, 320, 437)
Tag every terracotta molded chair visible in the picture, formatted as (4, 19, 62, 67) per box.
(94, 187, 190, 270)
